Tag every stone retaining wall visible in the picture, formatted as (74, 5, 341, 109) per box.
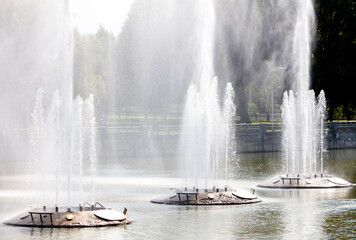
(96, 122, 356, 157)
(236, 122, 356, 153)
(327, 122, 356, 150)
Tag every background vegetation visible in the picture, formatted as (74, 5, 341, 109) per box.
(1, 0, 354, 123)
(312, 0, 356, 120)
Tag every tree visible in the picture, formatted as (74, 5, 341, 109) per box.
(73, 26, 112, 116)
(313, 0, 356, 120)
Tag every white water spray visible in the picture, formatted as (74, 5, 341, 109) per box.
(180, 0, 236, 189)
(73, 96, 84, 199)
(281, 0, 328, 177)
(84, 94, 96, 203)
(30, 89, 96, 206)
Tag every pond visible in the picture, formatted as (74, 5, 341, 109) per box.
(0, 149, 355, 239)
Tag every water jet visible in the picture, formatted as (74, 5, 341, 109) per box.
(149, 0, 262, 204)
(257, 0, 351, 189)
(4, 90, 134, 228)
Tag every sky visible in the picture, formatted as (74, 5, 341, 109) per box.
(71, 0, 134, 35)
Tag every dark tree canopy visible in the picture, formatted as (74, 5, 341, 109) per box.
(312, 0, 356, 120)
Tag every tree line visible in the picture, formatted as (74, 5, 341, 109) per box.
(74, 0, 355, 122)
(312, 0, 356, 120)
(1, 0, 354, 125)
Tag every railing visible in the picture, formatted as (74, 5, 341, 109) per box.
(324, 121, 356, 129)
(99, 121, 356, 136)
(4, 121, 355, 137)
(234, 123, 283, 132)
(99, 123, 285, 135)
(99, 124, 181, 135)
(332, 121, 356, 127)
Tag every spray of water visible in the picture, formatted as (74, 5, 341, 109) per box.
(281, 0, 327, 176)
(282, 90, 326, 176)
(73, 96, 84, 199)
(30, 89, 96, 206)
(83, 94, 97, 203)
(223, 83, 236, 182)
(30, 88, 45, 200)
(178, 0, 236, 190)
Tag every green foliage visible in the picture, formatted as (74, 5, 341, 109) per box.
(73, 26, 118, 111)
(5, 0, 352, 122)
(248, 103, 258, 121)
(332, 106, 344, 120)
(331, 105, 356, 120)
(313, 0, 356, 120)
(256, 96, 267, 113)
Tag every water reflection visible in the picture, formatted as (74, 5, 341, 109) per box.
(326, 149, 356, 183)
(321, 199, 356, 239)
(0, 149, 355, 239)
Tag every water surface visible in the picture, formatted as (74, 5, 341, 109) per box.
(0, 149, 355, 239)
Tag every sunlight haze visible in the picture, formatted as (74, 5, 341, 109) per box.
(71, 0, 133, 35)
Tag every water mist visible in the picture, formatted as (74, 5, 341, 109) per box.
(179, 0, 236, 190)
(257, 0, 351, 188)
(281, 0, 326, 177)
(151, 0, 260, 205)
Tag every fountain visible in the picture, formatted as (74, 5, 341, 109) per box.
(151, 80, 260, 205)
(4, 90, 133, 227)
(3, 204, 132, 228)
(2, 1, 132, 227)
(258, 91, 352, 188)
(258, 89, 351, 189)
(257, 0, 351, 189)
(151, 0, 260, 205)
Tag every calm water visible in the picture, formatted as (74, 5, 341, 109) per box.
(0, 149, 355, 239)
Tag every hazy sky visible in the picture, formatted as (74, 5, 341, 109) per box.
(71, 0, 133, 35)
